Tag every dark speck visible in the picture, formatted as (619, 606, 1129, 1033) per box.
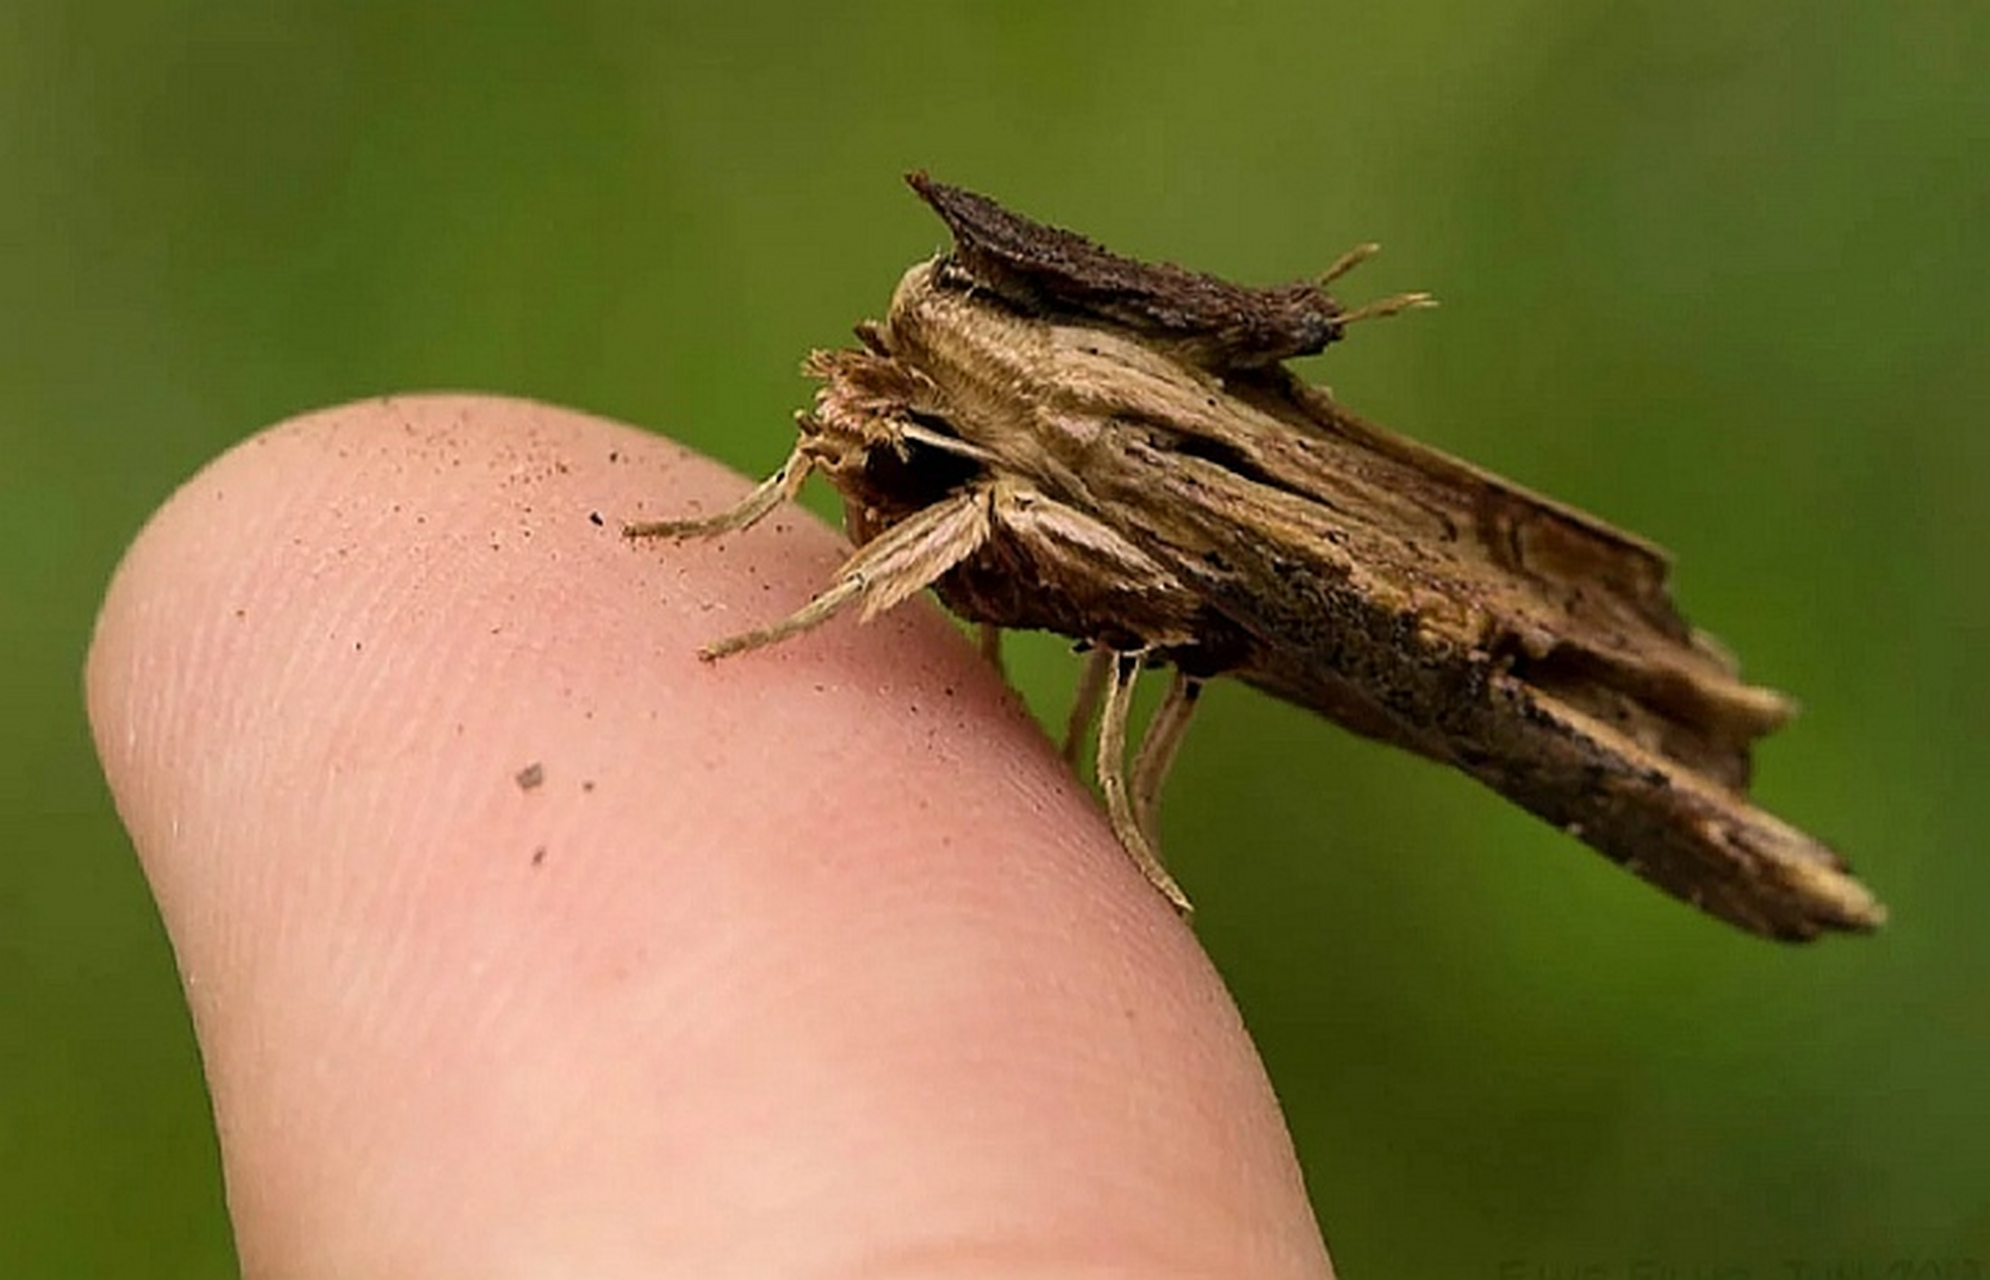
(515, 762, 545, 791)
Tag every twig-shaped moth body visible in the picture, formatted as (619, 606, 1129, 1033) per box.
(629, 173, 1883, 941)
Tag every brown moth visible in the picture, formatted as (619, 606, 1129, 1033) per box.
(628, 172, 1884, 942)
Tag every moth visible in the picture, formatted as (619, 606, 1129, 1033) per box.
(629, 172, 1884, 942)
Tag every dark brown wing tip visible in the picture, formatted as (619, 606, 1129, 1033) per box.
(904, 170, 950, 217)
(904, 170, 985, 242)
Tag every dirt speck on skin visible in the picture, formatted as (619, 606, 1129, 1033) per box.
(515, 762, 545, 791)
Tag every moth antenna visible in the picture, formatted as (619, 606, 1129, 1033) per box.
(1336, 291, 1437, 326)
(1317, 242, 1381, 286)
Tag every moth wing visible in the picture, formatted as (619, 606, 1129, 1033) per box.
(906, 171, 1342, 366)
(1092, 371, 1877, 938)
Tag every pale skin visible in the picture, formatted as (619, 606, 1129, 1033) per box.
(85, 393, 1335, 1278)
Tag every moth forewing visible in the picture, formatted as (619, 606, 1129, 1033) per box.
(629, 173, 1884, 942)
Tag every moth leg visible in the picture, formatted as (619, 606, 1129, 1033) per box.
(1060, 646, 1111, 764)
(1097, 650, 1193, 914)
(978, 623, 1005, 674)
(624, 440, 814, 540)
(700, 578, 863, 660)
(1131, 670, 1203, 842)
(701, 486, 994, 660)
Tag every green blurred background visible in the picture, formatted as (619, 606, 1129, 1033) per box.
(5, 1, 1984, 1274)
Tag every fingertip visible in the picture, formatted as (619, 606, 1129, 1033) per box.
(88, 393, 1331, 1278)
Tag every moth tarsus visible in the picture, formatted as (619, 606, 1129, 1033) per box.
(629, 173, 1885, 943)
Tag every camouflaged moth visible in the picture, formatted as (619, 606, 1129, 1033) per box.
(629, 174, 1883, 941)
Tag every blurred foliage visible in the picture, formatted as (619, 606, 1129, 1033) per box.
(4, 1, 1985, 1274)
